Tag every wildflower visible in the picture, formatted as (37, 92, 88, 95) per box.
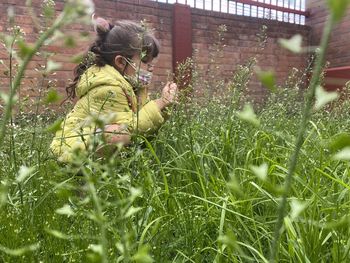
(67, 0, 95, 16)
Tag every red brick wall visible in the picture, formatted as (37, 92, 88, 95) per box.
(0, 0, 173, 101)
(306, 0, 350, 67)
(0, 0, 311, 104)
(191, 8, 310, 99)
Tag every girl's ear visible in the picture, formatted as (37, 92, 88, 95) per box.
(114, 55, 126, 72)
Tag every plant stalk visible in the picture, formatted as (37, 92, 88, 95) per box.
(269, 15, 334, 263)
(0, 11, 68, 149)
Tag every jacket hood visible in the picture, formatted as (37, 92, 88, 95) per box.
(76, 64, 133, 98)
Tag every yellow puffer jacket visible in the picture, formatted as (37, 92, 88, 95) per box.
(50, 64, 164, 162)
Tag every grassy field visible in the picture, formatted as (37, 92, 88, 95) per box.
(1, 0, 350, 262)
(1, 79, 350, 262)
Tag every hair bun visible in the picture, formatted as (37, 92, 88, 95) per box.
(92, 14, 113, 37)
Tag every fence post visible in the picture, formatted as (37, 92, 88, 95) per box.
(172, 3, 192, 83)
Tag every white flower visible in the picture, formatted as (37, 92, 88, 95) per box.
(81, 0, 95, 16)
(67, 0, 95, 16)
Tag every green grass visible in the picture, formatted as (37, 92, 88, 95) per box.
(1, 1, 350, 262)
(1, 89, 350, 262)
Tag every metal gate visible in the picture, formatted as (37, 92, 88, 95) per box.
(150, 0, 308, 24)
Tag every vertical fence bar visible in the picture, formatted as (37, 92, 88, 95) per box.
(293, 0, 296, 23)
(288, 0, 290, 23)
(300, 0, 302, 24)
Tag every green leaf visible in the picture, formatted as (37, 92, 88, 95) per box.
(217, 231, 238, 249)
(87, 244, 104, 262)
(0, 92, 9, 104)
(333, 147, 350, 161)
(66, 0, 95, 16)
(46, 118, 63, 133)
(64, 36, 76, 47)
(3, 35, 14, 49)
(0, 181, 8, 207)
(257, 70, 276, 92)
(46, 60, 62, 73)
(80, 31, 90, 37)
(124, 206, 142, 218)
(46, 229, 71, 239)
(327, 133, 350, 153)
(315, 85, 339, 110)
(17, 39, 34, 58)
(284, 216, 297, 238)
(130, 187, 142, 201)
(42, 0, 55, 18)
(324, 215, 350, 229)
(43, 89, 62, 104)
(328, 0, 350, 22)
(132, 245, 154, 263)
(227, 172, 243, 197)
(55, 204, 75, 217)
(0, 243, 40, 256)
(0, 92, 18, 105)
(278, 34, 303, 54)
(16, 166, 35, 183)
(250, 163, 268, 181)
(88, 244, 103, 255)
(70, 53, 84, 64)
(236, 104, 260, 127)
(290, 199, 307, 220)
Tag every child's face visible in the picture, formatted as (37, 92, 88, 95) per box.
(122, 54, 156, 86)
(124, 54, 155, 76)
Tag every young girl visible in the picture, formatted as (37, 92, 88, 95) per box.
(50, 16, 178, 162)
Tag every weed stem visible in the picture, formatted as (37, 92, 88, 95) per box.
(269, 15, 334, 263)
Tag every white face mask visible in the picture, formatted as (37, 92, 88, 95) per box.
(138, 68, 152, 85)
(123, 58, 153, 86)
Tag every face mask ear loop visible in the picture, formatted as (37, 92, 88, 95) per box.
(122, 57, 131, 76)
(122, 63, 128, 76)
(122, 57, 137, 76)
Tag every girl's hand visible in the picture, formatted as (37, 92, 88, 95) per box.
(156, 82, 178, 110)
(96, 124, 130, 157)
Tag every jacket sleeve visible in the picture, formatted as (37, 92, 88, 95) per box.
(137, 86, 150, 107)
(91, 85, 164, 135)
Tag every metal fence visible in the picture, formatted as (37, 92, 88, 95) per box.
(150, 0, 308, 25)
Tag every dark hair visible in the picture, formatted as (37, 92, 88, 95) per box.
(65, 20, 160, 99)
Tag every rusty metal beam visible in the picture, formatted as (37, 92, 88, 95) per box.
(325, 66, 350, 79)
(325, 66, 350, 91)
